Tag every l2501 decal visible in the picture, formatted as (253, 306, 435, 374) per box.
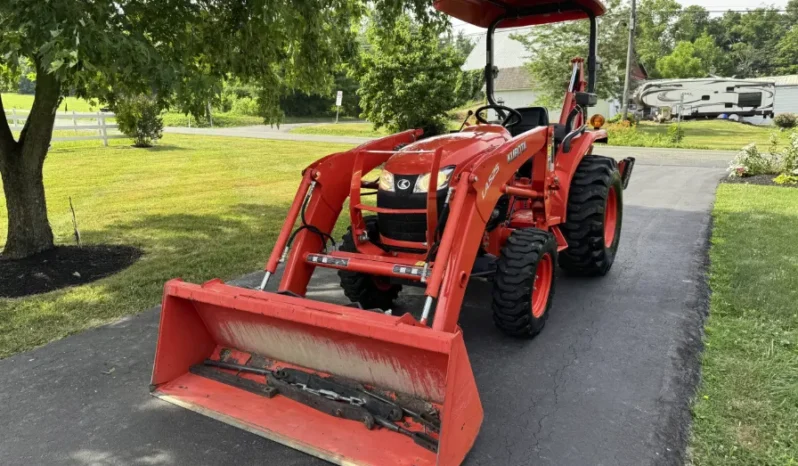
(482, 163, 500, 199)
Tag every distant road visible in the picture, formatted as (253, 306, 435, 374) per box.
(165, 123, 374, 145)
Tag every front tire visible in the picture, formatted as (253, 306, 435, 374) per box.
(559, 155, 623, 276)
(492, 229, 557, 338)
(338, 217, 401, 310)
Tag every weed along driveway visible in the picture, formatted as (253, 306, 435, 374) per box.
(0, 149, 723, 465)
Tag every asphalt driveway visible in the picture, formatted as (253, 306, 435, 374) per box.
(0, 159, 722, 466)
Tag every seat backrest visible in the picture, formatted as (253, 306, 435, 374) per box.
(509, 107, 550, 137)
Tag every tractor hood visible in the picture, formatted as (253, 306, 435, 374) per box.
(385, 125, 511, 175)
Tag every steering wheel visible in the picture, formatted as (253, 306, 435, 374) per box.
(474, 104, 524, 128)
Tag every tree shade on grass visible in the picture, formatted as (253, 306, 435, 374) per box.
(690, 184, 798, 465)
(0, 134, 355, 358)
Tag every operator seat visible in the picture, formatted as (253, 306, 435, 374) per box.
(509, 106, 549, 137)
(511, 107, 550, 178)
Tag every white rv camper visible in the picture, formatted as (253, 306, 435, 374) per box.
(636, 79, 776, 120)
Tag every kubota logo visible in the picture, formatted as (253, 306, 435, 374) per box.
(507, 142, 527, 163)
(397, 179, 411, 190)
(482, 164, 500, 199)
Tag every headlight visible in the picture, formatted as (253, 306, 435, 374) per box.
(378, 170, 394, 191)
(414, 167, 455, 193)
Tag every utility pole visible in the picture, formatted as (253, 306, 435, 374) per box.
(621, 0, 637, 122)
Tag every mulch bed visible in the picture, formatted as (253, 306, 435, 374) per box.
(722, 174, 798, 189)
(0, 245, 142, 298)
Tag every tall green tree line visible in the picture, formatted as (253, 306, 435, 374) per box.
(518, 0, 798, 105)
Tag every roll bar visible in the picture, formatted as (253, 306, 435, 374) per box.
(485, 5, 598, 105)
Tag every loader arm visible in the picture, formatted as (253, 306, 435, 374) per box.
(264, 129, 423, 296)
(429, 126, 549, 332)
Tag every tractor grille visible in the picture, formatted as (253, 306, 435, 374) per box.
(377, 174, 447, 244)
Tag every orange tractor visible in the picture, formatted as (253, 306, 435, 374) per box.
(150, 1, 634, 464)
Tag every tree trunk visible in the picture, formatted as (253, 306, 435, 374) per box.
(0, 63, 61, 259)
(0, 150, 53, 258)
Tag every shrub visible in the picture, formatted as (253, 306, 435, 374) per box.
(231, 96, 259, 116)
(115, 95, 164, 148)
(782, 131, 798, 174)
(773, 113, 797, 130)
(667, 124, 685, 143)
(727, 143, 782, 178)
(774, 173, 798, 185)
(608, 113, 637, 125)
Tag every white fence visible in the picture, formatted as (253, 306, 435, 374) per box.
(4, 109, 126, 146)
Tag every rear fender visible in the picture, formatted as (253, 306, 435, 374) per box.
(550, 129, 608, 222)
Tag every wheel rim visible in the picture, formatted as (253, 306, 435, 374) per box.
(531, 254, 553, 318)
(604, 186, 618, 248)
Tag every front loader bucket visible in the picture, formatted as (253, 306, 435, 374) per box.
(151, 279, 482, 466)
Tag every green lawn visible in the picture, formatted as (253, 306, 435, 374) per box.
(0, 134, 356, 358)
(2, 92, 101, 113)
(690, 184, 798, 465)
(631, 120, 791, 151)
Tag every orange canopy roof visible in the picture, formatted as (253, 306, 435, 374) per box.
(434, 0, 606, 28)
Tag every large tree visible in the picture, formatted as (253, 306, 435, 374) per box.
(0, 0, 431, 259)
(656, 34, 725, 79)
(775, 0, 798, 75)
(356, 13, 463, 134)
(655, 42, 704, 79)
(672, 5, 710, 44)
(634, 0, 681, 79)
(707, 7, 790, 77)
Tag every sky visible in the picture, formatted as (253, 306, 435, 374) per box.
(451, 0, 792, 33)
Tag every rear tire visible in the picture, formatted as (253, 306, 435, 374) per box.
(491, 229, 557, 338)
(559, 155, 623, 276)
(338, 217, 401, 310)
